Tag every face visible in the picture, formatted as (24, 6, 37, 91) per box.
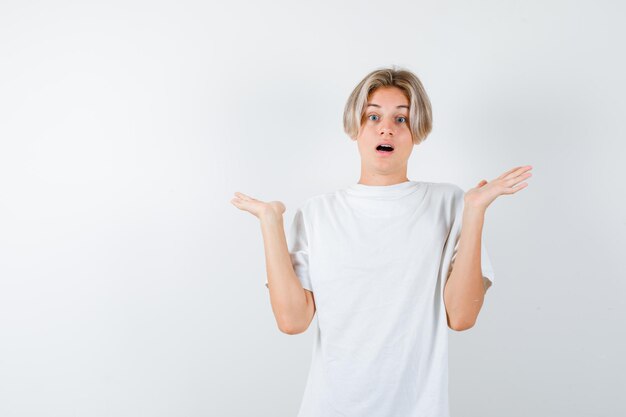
(355, 86, 413, 181)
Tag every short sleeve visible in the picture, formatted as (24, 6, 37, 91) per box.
(265, 207, 313, 292)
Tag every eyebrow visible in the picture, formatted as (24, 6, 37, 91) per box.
(366, 103, 409, 109)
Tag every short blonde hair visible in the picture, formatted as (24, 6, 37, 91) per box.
(343, 66, 433, 145)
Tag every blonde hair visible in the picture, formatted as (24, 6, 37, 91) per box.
(343, 65, 433, 145)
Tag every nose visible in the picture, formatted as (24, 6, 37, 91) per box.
(379, 122, 394, 137)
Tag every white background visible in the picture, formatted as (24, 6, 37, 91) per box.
(1, 1, 624, 416)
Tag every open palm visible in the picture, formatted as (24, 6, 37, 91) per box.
(464, 165, 533, 211)
(230, 192, 286, 220)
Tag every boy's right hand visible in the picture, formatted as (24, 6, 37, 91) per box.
(230, 192, 286, 221)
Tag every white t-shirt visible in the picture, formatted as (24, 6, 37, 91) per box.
(265, 180, 495, 417)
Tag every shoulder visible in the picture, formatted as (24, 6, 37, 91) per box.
(425, 182, 466, 221)
(301, 190, 340, 210)
(291, 191, 336, 222)
(425, 181, 465, 201)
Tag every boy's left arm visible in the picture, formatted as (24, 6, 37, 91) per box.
(444, 206, 488, 331)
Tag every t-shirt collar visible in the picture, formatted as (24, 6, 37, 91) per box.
(346, 180, 421, 199)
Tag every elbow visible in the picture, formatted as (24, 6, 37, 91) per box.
(276, 313, 306, 335)
(278, 322, 305, 335)
(273, 289, 314, 335)
(449, 317, 476, 331)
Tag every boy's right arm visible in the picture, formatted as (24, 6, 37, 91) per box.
(260, 211, 316, 335)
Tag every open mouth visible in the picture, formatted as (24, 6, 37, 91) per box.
(376, 144, 394, 155)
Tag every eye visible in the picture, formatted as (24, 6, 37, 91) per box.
(367, 114, 379, 121)
(397, 116, 407, 123)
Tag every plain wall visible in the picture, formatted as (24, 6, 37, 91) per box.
(0, 1, 624, 416)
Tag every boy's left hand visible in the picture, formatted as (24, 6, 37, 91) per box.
(464, 165, 533, 212)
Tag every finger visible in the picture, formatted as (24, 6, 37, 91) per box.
(234, 192, 253, 200)
(504, 171, 532, 187)
(498, 166, 523, 179)
(503, 165, 533, 181)
(231, 197, 252, 210)
(503, 182, 529, 194)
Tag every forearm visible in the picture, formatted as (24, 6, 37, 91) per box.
(443, 207, 487, 330)
(259, 213, 309, 333)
